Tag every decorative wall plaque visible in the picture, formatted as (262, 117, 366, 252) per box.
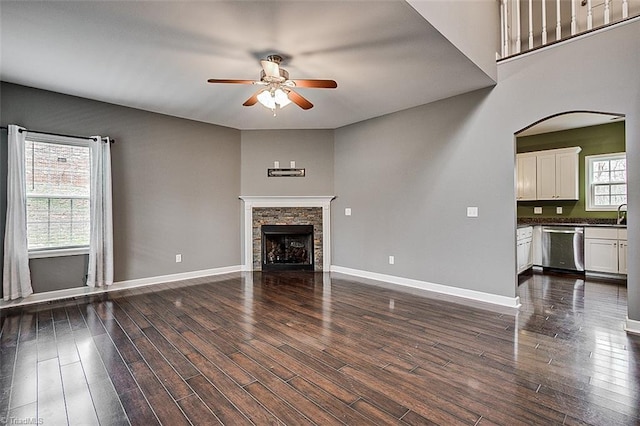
(267, 168, 305, 177)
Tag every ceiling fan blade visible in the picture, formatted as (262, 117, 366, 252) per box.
(242, 89, 263, 107)
(207, 79, 255, 84)
(287, 90, 313, 110)
(260, 60, 280, 78)
(291, 79, 338, 89)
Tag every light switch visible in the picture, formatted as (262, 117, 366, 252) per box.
(556, 207, 563, 214)
(534, 207, 543, 214)
(345, 208, 352, 216)
(467, 207, 479, 217)
(274, 161, 280, 168)
(388, 256, 395, 265)
(290, 161, 296, 168)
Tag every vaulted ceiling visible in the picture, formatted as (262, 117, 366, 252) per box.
(1, 1, 496, 130)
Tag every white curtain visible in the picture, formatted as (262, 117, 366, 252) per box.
(3, 125, 33, 300)
(87, 136, 113, 287)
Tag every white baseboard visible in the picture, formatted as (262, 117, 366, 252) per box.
(115, 265, 242, 288)
(625, 317, 640, 335)
(0, 265, 243, 309)
(331, 265, 521, 309)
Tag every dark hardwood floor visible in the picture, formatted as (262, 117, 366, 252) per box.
(1, 271, 638, 425)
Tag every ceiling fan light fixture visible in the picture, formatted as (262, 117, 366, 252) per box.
(257, 87, 291, 110)
(257, 89, 276, 109)
(274, 88, 291, 107)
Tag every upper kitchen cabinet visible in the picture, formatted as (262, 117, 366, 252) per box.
(536, 147, 581, 200)
(516, 147, 581, 201)
(516, 153, 537, 201)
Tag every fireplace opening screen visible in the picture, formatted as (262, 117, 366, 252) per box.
(261, 225, 314, 271)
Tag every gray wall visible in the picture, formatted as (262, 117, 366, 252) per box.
(1, 82, 241, 295)
(241, 129, 334, 196)
(334, 18, 639, 318)
(407, 0, 499, 82)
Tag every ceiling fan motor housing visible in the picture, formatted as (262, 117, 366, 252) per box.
(260, 68, 289, 83)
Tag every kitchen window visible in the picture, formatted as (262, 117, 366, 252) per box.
(585, 152, 627, 211)
(25, 134, 91, 257)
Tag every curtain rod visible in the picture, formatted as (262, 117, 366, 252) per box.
(0, 126, 115, 144)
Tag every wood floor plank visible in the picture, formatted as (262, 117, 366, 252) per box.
(229, 350, 344, 426)
(131, 334, 193, 400)
(244, 381, 315, 426)
(129, 360, 191, 425)
(9, 340, 37, 410)
(36, 357, 68, 425)
(176, 393, 223, 426)
(60, 361, 100, 426)
(184, 351, 281, 425)
(1, 271, 638, 425)
(186, 374, 252, 426)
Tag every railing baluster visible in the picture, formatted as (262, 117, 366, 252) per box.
(542, 0, 548, 45)
(500, 0, 504, 57)
(571, 0, 577, 35)
(515, 0, 522, 53)
(556, 0, 562, 40)
(501, 0, 508, 57)
(528, 0, 534, 49)
(500, 0, 635, 58)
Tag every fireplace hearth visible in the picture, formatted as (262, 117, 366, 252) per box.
(261, 225, 314, 271)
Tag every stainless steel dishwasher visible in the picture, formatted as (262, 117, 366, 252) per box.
(541, 226, 584, 272)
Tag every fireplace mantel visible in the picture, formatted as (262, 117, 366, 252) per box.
(240, 196, 335, 271)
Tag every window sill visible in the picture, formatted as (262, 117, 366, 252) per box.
(585, 207, 618, 212)
(29, 247, 89, 259)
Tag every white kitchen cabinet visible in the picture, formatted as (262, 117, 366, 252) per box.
(517, 226, 533, 274)
(618, 240, 628, 274)
(516, 154, 537, 201)
(535, 147, 581, 200)
(584, 238, 619, 273)
(532, 225, 542, 266)
(536, 152, 557, 200)
(584, 227, 627, 275)
(618, 228, 627, 274)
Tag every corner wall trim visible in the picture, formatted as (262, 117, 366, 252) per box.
(0, 265, 243, 310)
(625, 317, 640, 335)
(331, 265, 521, 309)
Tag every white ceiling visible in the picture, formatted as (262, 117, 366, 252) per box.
(0, 1, 496, 130)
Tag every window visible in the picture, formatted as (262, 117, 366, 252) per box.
(585, 152, 627, 211)
(25, 135, 91, 256)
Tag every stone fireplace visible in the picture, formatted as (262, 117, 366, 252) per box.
(240, 196, 334, 271)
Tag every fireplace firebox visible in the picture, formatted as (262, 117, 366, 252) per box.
(261, 225, 314, 271)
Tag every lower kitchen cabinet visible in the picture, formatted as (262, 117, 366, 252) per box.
(584, 227, 627, 275)
(618, 229, 628, 274)
(517, 226, 533, 274)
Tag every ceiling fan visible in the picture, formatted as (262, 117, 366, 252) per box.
(207, 54, 337, 112)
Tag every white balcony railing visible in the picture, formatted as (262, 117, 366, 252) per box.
(500, 0, 638, 58)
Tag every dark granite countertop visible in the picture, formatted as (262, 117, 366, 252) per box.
(517, 218, 626, 228)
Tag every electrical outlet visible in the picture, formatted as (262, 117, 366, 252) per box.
(389, 255, 395, 265)
(274, 161, 280, 168)
(556, 207, 563, 214)
(175, 254, 182, 263)
(534, 207, 542, 214)
(467, 207, 479, 217)
(345, 208, 352, 216)
(290, 160, 296, 168)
